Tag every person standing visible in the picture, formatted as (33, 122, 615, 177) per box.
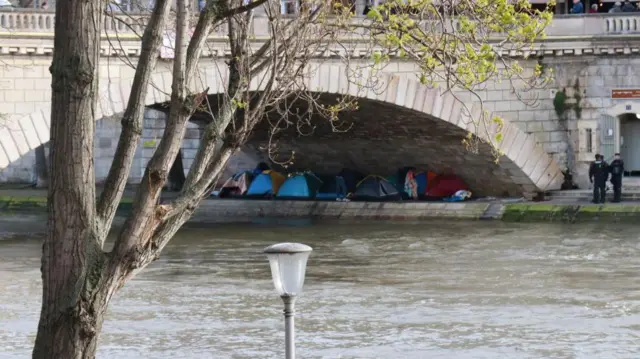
(570, 0, 584, 14)
(589, 154, 609, 204)
(609, 153, 625, 203)
(404, 168, 418, 200)
(621, 0, 636, 12)
(610, 1, 623, 12)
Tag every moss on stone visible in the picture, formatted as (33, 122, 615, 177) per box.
(599, 205, 639, 213)
(0, 196, 133, 216)
(578, 205, 602, 213)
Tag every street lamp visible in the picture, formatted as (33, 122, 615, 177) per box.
(264, 242, 313, 359)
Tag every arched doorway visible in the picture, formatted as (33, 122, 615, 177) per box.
(600, 110, 640, 176)
(620, 113, 640, 176)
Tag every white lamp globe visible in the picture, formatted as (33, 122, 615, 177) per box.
(264, 243, 313, 297)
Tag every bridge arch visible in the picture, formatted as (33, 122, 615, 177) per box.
(0, 64, 563, 196)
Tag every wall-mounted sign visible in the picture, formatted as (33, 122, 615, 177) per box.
(611, 89, 640, 99)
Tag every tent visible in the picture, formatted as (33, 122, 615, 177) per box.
(415, 170, 438, 195)
(218, 171, 255, 198)
(316, 175, 348, 200)
(338, 168, 365, 194)
(352, 175, 402, 201)
(276, 172, 323, 199)
(415, 172, 428, 195)
(246, 170, 286, 198)
(425, 174, 469, 198)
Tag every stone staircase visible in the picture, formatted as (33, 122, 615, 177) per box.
(480, 203, 506, 219)
(546, 178, 640, 203)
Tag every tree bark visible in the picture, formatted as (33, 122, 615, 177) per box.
(33, 0, 105, 357)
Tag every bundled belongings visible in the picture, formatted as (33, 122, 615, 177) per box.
(442, 190, 473, 202)
(276, 172, 323, 199)
(246, 170, 286, 198)
(218, 171, 255, 198)
(425, 174, 469, 198)
(352, 175, 402, 201)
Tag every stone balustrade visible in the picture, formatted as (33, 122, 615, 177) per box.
(3, 9, 640, 38)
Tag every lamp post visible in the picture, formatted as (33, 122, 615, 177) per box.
(264, 242, 313, 359)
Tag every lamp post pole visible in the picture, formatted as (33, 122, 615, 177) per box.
(263, 242, 313, 359)
(282, 295, 296, 359)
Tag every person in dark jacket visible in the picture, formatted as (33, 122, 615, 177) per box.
(609, 153, 625, 202)
(589, 154, 609, 204)
(621, 0, 636, 12)
(610, 1, 623, 12)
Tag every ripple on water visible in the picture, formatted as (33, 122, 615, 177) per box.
(1, 221, 640, 358)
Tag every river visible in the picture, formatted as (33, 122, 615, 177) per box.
(1, 217, 639, 358)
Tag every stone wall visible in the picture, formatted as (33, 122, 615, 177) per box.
(449, 56, 640, 188)
(514, 56, 640, 188)
(0, 106, 268, 184)
(96, 108, 209, 184)
(190, 199, 493, 222)
(0, 108, 204, 184)
(0, 56, 603, 188)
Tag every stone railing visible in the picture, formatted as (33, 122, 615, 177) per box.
(547, 13, 640, 37)
(3, 9, 640, 38)
(0, 9, 149, 34)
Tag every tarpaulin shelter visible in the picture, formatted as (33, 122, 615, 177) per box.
(425, 174, 469, 198)
(315, 175, 348, 200)
(246, 170, 286, 197)
(352, 175, 402, 201)
(276, 172, 323, 199)
(218, 171, 255, 198)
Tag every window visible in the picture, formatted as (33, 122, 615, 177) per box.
(586, 128, 593, 153)
(281, 0, 298, 14)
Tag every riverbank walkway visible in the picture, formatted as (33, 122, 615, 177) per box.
(3, 183, 640, 223)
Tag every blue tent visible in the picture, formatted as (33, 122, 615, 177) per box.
(246, 170, 286, 197)
(415, 172, 428, 195)
(315, 175, 348, 200)
(276, 172, 323, 199)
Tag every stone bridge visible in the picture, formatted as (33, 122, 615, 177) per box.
(4, 11, 640, 195)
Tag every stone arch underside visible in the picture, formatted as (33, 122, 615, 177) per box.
(0, 65, 563, 196)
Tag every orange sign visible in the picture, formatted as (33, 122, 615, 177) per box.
(611, 89, 640, 99)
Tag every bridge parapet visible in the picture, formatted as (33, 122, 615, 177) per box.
(3, 9, 640, 38)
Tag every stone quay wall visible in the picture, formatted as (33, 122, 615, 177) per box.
(2, 193, 640, 223)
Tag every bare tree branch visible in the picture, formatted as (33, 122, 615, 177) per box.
(96, 0, 173, 243)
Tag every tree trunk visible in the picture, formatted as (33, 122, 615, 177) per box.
(33, 0, 105, 357)
(34, 144, 48, 188)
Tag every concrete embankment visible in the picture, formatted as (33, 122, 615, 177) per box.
(2, 190, 640, 223)
(501, 203, 640, 223)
